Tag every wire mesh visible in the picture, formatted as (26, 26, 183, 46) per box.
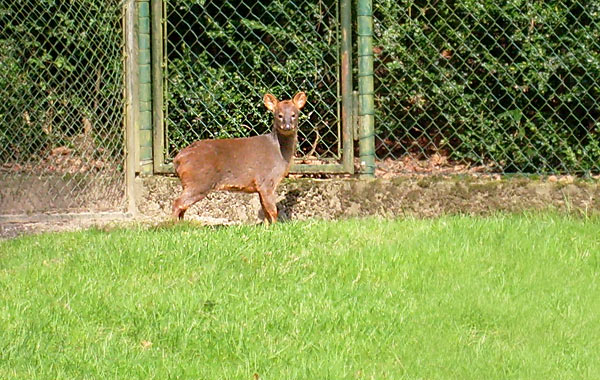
(163, 0, 342, 163)
(0, 0, 126, 215)
(373, 0, 600, 175)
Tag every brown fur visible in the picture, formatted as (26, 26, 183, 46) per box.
(172, 92, 307, 223)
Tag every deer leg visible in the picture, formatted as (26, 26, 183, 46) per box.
(172, 189, 207, 221)
(258, 189, 278, 224)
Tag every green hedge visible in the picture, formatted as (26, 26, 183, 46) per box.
(374, 0, 600, 173)
(165, 0, 340, 158)
(0, 0, 124, 163)
(4, 0, 599, 174)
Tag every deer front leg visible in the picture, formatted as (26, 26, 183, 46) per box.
(257, 189, 278, 224)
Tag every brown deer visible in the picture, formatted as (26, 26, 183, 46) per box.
(171, 91, 307, 223)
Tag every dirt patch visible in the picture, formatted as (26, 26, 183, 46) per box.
(138, 175, 600, 222)
(2, 175, 599, 240)
(0, 172, 124, 214)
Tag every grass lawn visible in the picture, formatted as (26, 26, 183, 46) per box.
(1, 214, 599, 379)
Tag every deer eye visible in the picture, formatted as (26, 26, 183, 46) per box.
(278, 114, 284, 119)
(291, 113, 296, 118)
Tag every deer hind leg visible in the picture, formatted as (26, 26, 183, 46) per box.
(172, 188, 207, 221)
(258, 189, 278, 224)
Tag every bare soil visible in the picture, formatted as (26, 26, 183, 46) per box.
(2, 173, 599, 240)
(138, 174, 600, 221)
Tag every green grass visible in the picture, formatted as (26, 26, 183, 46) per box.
(1, 214, 599, 379)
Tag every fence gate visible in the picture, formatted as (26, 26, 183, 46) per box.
(0, 0, 127, 217)
(153, 0, 354, 174)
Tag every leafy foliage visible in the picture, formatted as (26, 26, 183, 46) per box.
(165, 0, 340, 158)
(0, 0, 124, 162)
(3, 0, 600, 174)
(374, 0, 600, 173)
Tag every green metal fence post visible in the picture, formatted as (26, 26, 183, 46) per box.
(151, 0, 166, 173)
(137, 0, 153, 174)
(357, 0, 375, 178)
(340, 0, 354, 174)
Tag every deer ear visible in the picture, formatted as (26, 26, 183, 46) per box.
(293, 92, 307, 109)
(263, 93, 278, 112)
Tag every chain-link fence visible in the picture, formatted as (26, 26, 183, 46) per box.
(163, 0, 344, 165)
(373, 0, 600, 175)
(0, 0, 126, 215)
(2, 0, 599, 219)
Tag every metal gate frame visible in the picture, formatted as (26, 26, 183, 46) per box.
(150, 0, 356, 175)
